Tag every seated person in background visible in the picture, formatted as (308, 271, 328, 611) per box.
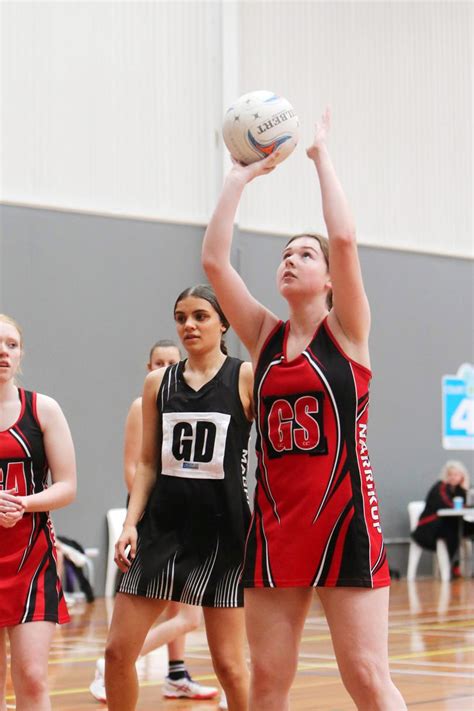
(57, 535, 95, 603)
(412, 460, 472, 573)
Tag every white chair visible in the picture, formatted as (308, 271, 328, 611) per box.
(105, 508, 127, 597)
(84, 547, 100, 589)
(59, 543, 99, 602)
(407, 501, 451, 582)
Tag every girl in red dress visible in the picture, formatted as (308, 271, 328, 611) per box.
(0, 314, 76, 711)
(202, 110, 406, 710)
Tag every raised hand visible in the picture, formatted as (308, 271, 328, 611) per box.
(228, 151, 279, 184)
(306, 107, 331, 160)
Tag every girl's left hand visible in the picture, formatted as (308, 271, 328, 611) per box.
(306, 107, 331, 160)
(0, 509, 24, 528)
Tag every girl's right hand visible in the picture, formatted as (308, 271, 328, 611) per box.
(228, 151, 279, 184)
(0, 489, 24, 513)
(306, 107, 331, 161)
(114, 524, 137, 571)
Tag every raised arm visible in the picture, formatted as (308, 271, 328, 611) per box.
(307, 109, 370, 345)
(238, 360, 254, 422)
(115, 369, 163, 569)
(202, 155, 280, 361)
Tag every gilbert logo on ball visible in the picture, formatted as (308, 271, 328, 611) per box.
(223, 90, 299, 165)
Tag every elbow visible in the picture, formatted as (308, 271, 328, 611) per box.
(331, 229, 356, 246)
(65, 482, 77, 506)
(202, 254, 221, 279)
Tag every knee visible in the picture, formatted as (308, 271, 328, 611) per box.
(179, 609, 201, 634)
(15, 663, 48, 699)
(105, 639, 133, 671)
(213, 655, 246, 688)
(250, 656, 295, 694)
(341, 655, 389, 699)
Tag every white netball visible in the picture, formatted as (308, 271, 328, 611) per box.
(222, 90, 299, 165)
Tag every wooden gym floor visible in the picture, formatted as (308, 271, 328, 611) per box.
(4, 579, 474, 710)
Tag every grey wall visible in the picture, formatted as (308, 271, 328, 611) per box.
(1, 204, 473, 587)
(0, 205, 209, 592)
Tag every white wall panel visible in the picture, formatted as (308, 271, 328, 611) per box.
(1, 1, 222, 223)
(237, 1, 472, 257)
(1, 1, 471, 257)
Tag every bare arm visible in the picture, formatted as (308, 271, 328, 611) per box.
(115, 369, 164, 568)
(21, 395, 76, 513)
(123, 398, 142, 494)
(307, 109, 370, 345)
(202, 155, 280, 361)
(238, 361, 254, 422)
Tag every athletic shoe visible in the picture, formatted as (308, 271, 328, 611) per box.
(162, 676, 219, 700)
(218, 691, 228, 709)
(89, 658, 106, 703)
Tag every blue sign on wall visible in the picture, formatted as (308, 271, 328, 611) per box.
(442, 363, 474, 450)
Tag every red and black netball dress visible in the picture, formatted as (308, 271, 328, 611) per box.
(120, 357, 252, 607)
(243, 318, 390, 589)
(0, 388, 69, 626)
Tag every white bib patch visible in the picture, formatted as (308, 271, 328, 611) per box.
(161, 411, 231, 480)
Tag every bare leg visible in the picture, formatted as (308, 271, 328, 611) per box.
(245, 588, 313, 711)
(8, 622, 56, 711)
(167, 636, 185, 662)
(140, 601, 201, 656)
(105, 593, 168, 711)
(317, 586, 406, 710)
(203, 607, 249, 711)
(0, 629, 7, 711)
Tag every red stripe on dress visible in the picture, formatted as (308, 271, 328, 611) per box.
(418, 513, 438, 526)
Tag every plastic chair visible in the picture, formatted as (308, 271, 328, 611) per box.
(105, 508, 127, 597)
(84, 547, 100, 588)
(60, 543, 99, 602)
(406, 501, 451, 582)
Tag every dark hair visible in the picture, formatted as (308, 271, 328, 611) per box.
(174, 284, 230, 355)
(285, 233, 332, 309)
(148, 339, 180, 362)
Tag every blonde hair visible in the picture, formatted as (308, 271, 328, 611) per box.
(0, 314, 23, 349)
(441, 460, 470, 489)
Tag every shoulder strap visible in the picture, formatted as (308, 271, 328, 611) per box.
(157, 362, 181, 412)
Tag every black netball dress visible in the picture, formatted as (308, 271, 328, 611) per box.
(120, 357, 251, 607)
